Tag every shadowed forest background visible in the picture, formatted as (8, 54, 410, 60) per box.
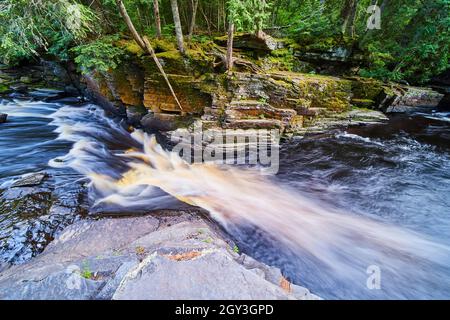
(0, 0, 448, 85)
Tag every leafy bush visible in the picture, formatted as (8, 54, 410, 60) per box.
(71, 36, 125, 74)
(0, 0, 97, 65)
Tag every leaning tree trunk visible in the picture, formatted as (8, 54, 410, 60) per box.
(341, 0, 358, 37)
(169, 0, 185, 54)
(226, 22, 235, 71)
(188, 0, 199, 38)
(116, 0, 184, 113)
(153, 0, 162, 38)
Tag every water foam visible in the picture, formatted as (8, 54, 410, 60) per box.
(49, 105, 450, 298)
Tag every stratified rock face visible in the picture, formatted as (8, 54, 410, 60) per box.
(0, 62, 77, 98)
(349, 77, 444, 112)
(79, 38, 443, 136)
(0, 211, 319, 300)
(383, 87, 444, 113)
(205, 72, 354, 132)
(214, 33, 281, 52)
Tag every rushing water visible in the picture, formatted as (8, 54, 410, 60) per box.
(0, 97, 71, 179)
(1, 91, 450, 299)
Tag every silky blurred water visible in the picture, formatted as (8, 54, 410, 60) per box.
(1, 92, 449, 299)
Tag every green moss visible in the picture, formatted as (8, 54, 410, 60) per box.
(296, 35, 356, 53)
(151, 38, 177, 52)
(350, 77, 384, 100)
(0, 83, 10, 93)
(119, 40, 144, 56)
(155, 50, 182, 60)
(81, 261, 93, 279)
(213, 35, 228, 42)
(271, 48, 291, 57)
(351, 98, 375, 108)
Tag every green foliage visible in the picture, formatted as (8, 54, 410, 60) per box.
(162, 24, 176, 37)
(274, 0, 449, 84)
(0, 0, 97, 65)
(359, 0, 450, 84)
(0, 0, 447, 85)
(278, 0, 336, 39)
(81, 261, 93, 279)
(227, 0, 271, 32)
(71, 36, 125, 74)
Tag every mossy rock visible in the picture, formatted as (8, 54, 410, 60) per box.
(151, 38, 177, 52)
(0, 83, 11, 94)
(350, 77, 384, 100)
(156, 50, 183, 60)
(117, 40, 144, 56)
(296, 35, 356, 52)
(351, 98, 375, 108)
(271, 48, 291, 57)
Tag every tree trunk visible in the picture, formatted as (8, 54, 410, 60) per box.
(116, 0, 184, 113)
(200, 4, 212, 36)
(153, 0, 162, 38)
(142, 37, 185, 114)
(226, 22, 234, 71)
(116, 0, 145, 49)
(188, 0, 199, 38)
(170, 0, 185, 54)
(341, 0, 358, 37)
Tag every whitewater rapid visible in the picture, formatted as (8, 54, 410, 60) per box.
(48, 104, 450, 299)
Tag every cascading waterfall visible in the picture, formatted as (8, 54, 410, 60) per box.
(49, 104, 450, 299)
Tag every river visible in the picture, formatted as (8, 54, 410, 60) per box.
(1, 89, 449, 299)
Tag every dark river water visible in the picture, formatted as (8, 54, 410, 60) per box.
(1, 89, 449, 299)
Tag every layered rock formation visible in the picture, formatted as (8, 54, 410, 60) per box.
(78, 37, 443, 137)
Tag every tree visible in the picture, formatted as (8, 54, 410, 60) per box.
(226, 21, 234, 71)
(188, 0, 199, 38)
(225, 0, 244, 71)
(341, 0, 358, 37)
(251, 0, 271, 38)
(169, 0, 185, 54)
(153, 0, 162, 38)
(0, 0, 96, 65)
(116, 0, 184, 112)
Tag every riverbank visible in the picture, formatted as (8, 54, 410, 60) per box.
(0, 85, 319, 300)
(0, 208, 318, 300)
(76, 35, 445, 137)
(0, 44, 449, 299)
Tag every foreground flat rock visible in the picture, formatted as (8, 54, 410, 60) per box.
(0, 210, 319, 300)
(11, 172, 48, 188)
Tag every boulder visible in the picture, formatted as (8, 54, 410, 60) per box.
(141, 112, 184, 132)
(11, 172, 48, 188)
(377, 86, 444, 113)
(126, 105, 148, 127)
(0, 212, 320, 300)
(0, 113, 7, 123)
(214, 33, 282, 52)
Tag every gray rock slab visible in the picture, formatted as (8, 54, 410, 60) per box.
(11, 173, 48, 188)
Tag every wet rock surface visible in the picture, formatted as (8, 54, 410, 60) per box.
(295, 108, 389, 137)
(0, 63, 78, 100)
(11, 173, 48, 188)
(0, 172, 88, 267)
(0, 210, 319, 300)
